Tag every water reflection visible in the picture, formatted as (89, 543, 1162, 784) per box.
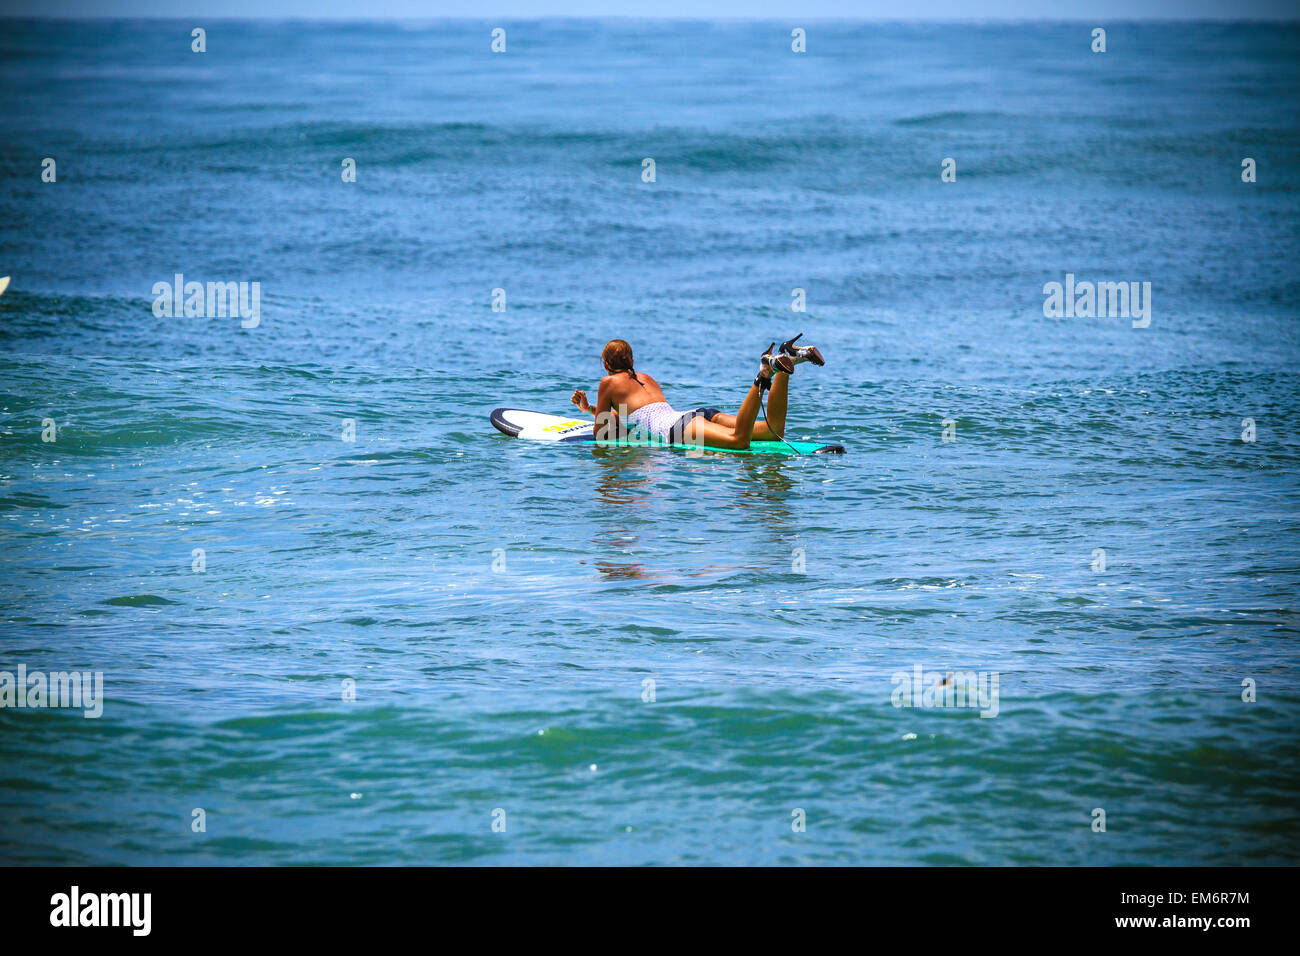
(588, 444, 669, 507)
(587, 445, 661, 579)
(584, 445, 802, 582)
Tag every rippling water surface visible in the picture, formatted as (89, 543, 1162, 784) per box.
(1, 19, 1298, 865)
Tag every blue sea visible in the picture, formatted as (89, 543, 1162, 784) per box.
(1, 18, 1298, 865)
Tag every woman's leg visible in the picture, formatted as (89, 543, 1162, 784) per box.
(704, 370, 789, 441)
(762, 370, 789, 436)
(686, 380, 766, 449)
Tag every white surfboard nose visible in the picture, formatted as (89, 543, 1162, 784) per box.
(491, 408, 592, 440)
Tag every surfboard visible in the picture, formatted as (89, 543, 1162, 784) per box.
(0, 276, 9, 297)
(490, 408, 845, 455)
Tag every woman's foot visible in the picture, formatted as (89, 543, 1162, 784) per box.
(755, 342, 795, 389)
(780, 332, 825, 367)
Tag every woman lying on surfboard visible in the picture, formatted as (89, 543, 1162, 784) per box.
(569, 336, 824, 450)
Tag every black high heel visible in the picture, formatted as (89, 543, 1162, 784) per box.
(780, 332, 825, 367)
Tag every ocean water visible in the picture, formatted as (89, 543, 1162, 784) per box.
(1, 18, 1298, 865)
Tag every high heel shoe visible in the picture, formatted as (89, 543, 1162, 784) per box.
(754, 342, 795, 390)
(780, 332, 825, 367)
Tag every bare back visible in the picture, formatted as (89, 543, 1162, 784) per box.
(596, 370, 667, 421)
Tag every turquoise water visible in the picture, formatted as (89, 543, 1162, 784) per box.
(1, 19, 1298, 865)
